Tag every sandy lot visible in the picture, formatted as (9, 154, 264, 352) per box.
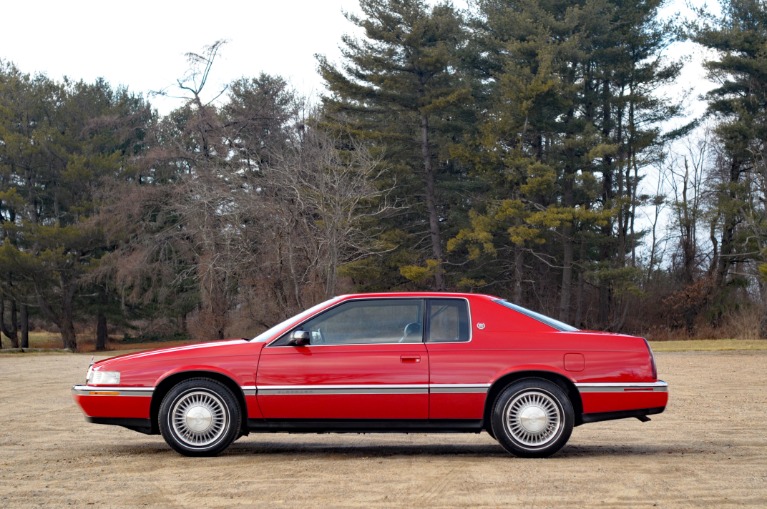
(1, 350, 765, 508)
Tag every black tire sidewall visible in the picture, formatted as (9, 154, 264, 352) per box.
(491, 378, 574, 458)
(158, 378, 241, 456)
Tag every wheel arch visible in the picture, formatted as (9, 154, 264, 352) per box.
(150, 371, 248, 435)
(483, 370, 584, 430)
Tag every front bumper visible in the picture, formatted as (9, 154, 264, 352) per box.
(72, 385, 153, 419)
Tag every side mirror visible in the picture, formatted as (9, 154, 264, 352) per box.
(287, 330, 311, 346)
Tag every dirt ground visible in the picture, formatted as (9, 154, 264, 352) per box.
(1, 350, 765, 508)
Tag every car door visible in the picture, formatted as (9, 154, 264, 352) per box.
(256, 298, 429, 420)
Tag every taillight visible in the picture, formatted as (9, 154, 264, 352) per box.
(642, 337, 657, 379)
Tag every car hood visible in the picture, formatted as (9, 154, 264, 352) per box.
(96, 338, 246, 361)
(83, 339, 268, 388)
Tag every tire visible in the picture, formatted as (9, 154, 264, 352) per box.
(159, 378, 241, 456)
(491, 378, 574, 458)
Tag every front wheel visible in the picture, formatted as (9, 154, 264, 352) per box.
(491, 379, 574, 458)
(159, 378, 241, 456)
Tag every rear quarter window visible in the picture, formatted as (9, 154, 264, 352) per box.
(494, 300, 579, 332)
(428, 299, 470, 342)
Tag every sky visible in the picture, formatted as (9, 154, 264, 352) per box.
(1, 0, 366, 113)
(1, 0, 711, 117)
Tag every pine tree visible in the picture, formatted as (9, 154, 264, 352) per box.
(692, 0, 767, 333)
(449, 0, 680, 326)
(318, 0, 471, 290)
(0, 64, 151, 350)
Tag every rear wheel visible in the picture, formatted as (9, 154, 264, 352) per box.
(159, 378, 241, 456)
(491, 379, 573, 458)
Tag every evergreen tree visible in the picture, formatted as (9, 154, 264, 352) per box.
(0, 63, 151, 350)
(692, 0, 767, 333)
(318, 0, 472, 290)
(450, 0, 679, 327)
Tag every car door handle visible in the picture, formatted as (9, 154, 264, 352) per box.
(400, 355, 421, 363)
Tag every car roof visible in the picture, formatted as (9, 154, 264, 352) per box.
(336, 292, 499, 300)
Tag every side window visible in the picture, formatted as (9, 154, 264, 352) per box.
(291, 299, 423, 345)
(427, 299, 470, 342)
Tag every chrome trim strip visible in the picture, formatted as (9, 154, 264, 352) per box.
(257, 384, 428, 395)
(241, 385, 258, 396)
(255, 383, 492, 396)
(72, 385, 154, 397)
(72, 380, 667, 398)
(575, 381, 668, 393)
(429, 383, 491, 394)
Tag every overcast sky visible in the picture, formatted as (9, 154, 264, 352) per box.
(2, 0, 709, 117)
(1, 0, 366, 112)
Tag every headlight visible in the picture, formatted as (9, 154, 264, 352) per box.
(88, 369, 121, 385)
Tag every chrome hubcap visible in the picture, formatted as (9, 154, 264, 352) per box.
(185, 406, 213, 433)
(505, 390, 562, 448)
(519, 405, 548, 433)
(171, 390, 228, 448)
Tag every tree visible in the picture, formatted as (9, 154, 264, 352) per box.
(0, 62, 151, 350)
(659, 130, 712, 334)
(691, 0, 767, 334)
(269, 126, 394, 300)
(448, 0, 680, 328)
(318, 0, 472, 290)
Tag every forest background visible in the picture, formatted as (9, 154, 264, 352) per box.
(2, 0, 767, 351)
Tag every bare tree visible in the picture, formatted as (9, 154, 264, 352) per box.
(665, 132, 709, 285)
(266, 128, 396, 300)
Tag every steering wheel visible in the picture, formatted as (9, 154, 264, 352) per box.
(399, 323, 421, 343)
(315, 327, 325, 345)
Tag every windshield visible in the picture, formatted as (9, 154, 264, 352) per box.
(251, 297, 343, 342)
(494, 299, 579, 332)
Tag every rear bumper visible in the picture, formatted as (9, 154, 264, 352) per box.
(576, 380, 668, 415)
(580, 406, 666, 424)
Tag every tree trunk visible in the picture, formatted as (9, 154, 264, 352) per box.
(716, 160, 742, 288)
(36, 281, 78, 351)
(0, 299, 4, 349)
(60, 285, 78, 350)
(95, 312, 107, 351)
(599, 79, 615, 329)
(420, 112, 444, 290)
(95, 287, 108, 351)
(11, 299, 18, 346)
(599, 162, 614, 328)
(512, 244, 523, 303)
(20, 304, 29, 349)
(60, 316, 77, 351)
(0, 299, 19, 348)
(574, 236, 586, 328)
(96, 312, 107, 351)
(559, 155, 575, 323)
(599, 285, 612, 329)
(559, 232, 573, 323)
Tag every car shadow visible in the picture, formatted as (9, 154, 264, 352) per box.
(227, 439, 507, 458)
(556, 443, 695, 458)
(99, 438, 692, 459)
(223, 439, 693, 459)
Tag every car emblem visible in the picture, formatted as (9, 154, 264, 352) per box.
(476, 322, 486, 330)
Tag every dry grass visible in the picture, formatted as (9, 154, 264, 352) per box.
(0, 331, 197, 353)
(0, 331, 63, 350)
(649, 338, 767, 352)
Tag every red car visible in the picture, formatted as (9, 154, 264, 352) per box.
(72, 293, 667, 457)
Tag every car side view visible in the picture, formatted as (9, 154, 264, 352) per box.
(72, 292, 668, 457)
